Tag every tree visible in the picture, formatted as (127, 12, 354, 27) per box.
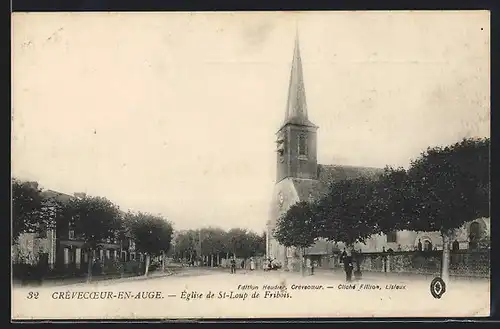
(199, 227, 228, 266)
(316, 177, 379, 248)
(402, 137, 490, 284)
(274, 201, 319, 275)
(226, 228, 247, 258)
(12, 178, 43, 243)
(126, 212, 173, 276)
(370, 166, 413, 234)
(68, 195, 122, 282)
(173, 230, 198, 263)
(246, 231, 266, 258)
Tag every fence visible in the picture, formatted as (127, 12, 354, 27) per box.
(12, 258, 146, 283)
(355, 250, 490, 278)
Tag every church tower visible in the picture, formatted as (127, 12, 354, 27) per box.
(276, 33, 318, 183)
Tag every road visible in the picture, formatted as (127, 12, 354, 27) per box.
(12, 267, 490, 319)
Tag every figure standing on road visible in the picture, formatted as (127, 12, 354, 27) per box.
(241, 259, 245, 269)
(341, 248, 347, 264)
(230, 257, 236, 274)
(250, 258, 255, 271)
(344, 253, 354, 282)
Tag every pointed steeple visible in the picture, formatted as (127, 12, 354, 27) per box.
(283, 30, 316, 128)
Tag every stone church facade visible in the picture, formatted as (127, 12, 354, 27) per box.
(265, 34, 490, 270)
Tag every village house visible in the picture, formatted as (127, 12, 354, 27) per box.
(12, 189, 142, 273)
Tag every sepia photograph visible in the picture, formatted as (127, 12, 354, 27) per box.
(11, 11, 490, 319)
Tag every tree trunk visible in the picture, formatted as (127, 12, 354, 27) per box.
(86, 249, 93, 283)
(211, 254, 214, 267)
(300, 248, 305, 277)
(144, 254, 150, 277)
(441, 233, 451, 285)
(162, 251, 165, 272)
(284, 248, 289, 272)
(217, 253, 220, 267)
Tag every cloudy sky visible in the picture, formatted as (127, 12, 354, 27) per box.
(12, 11, 490, 233)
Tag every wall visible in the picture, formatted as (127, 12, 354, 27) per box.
(353, 217, 491, 253)
(12, 230, 56, 266)
(356, 250, 490, 278)
(267, 178, 300, 265)
(287, 125, 318, 180)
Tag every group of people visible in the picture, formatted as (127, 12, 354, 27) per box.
(225, 251, 358, 282)
(229, 257, 256, 274)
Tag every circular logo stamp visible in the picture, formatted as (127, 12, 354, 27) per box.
(430, 277, 446, 299)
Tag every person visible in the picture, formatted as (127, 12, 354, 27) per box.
(341, 248, 347, 264)
(230, 257, 236, 274)
(250, 258, 255, 271)
(417, 239, 423, 251)
(241, 259, 245, 269)
(344, 253, 354, 282)
(311, 260, 317, 275)
(306, 258, 312, 275)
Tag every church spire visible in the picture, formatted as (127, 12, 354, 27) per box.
(283, 29, 316, 128)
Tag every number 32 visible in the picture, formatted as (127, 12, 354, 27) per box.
(27, 292, 39, 299)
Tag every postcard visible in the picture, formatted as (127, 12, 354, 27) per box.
(11, 11, 490, 320)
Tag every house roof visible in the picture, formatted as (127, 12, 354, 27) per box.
(40, 189, 74, 202)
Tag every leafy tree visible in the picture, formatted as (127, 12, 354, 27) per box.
(370, 166, 413, 234)
(274, 201, 319, 274)
(126, 212, 173, 276)
(402, 137, 490, 283)
(67, 195, 122, 282)
(226, 228, 250, 258)
(172, 230, 198, 262)
(316, 177, 379, 248)
(172, 227, 268, 267)
(246, 231, 266, 258)
(199, 227, 228, 265)
(12, 178, 43, 243)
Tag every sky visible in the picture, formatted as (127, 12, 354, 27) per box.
(12, 11, 490, 233)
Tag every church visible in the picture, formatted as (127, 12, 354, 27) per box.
(265, 33, 490, 271)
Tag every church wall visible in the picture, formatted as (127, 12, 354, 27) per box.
(287, 126, 317, 180)
(353, 217, 490, 253)
(267, 179, 301, 265)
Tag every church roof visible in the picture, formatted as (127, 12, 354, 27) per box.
(317, 164, 384, 183)
(291, 178, 329, 203)
(291, 164, 384, 203)
(282, 32, 317, 129)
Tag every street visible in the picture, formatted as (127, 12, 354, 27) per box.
(12, 267, 490, 319)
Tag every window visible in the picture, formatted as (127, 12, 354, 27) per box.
(37, 224, 47, 239)
(298, 134, 307, 157)
(386, 231, 397, 243)
(469, 222, 480, 241)
(469, 222, 480, 250)
(68, 230, 75, 240)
